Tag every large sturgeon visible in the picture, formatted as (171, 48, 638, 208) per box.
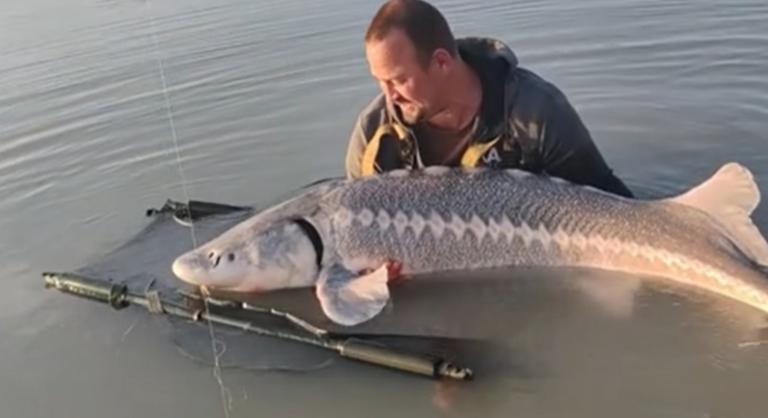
(172, 163, 768, 326)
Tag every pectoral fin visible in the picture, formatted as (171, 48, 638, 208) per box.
(316, 263, 391, 326)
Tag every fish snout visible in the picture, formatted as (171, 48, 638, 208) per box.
(172, 251, 210, 286)
(172, 247, 249, 289)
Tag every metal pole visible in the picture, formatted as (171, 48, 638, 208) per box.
(42, 272, 473, 380)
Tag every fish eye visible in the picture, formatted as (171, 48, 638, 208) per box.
(228, 253, 235, 262)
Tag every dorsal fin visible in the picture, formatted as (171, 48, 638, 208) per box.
(669, 163, 768, 266)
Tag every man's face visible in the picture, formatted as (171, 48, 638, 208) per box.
(365, 29, 445, 124)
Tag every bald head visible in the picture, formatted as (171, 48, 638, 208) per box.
(365, 0, 457, 67)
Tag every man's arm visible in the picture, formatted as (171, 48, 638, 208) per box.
(539, 96, 634, 198)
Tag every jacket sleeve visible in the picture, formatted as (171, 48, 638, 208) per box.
(345, 116, 367, 179)
(539, 96, 634, 198)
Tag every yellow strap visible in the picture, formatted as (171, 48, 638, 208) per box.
(361, 123, 411, 176)
(361, 125, 392, 176)
(391, 123, 408, 141)
(460, 137, 500, 168)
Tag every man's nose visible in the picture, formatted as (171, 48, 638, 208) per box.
(381, 81, 399, 102)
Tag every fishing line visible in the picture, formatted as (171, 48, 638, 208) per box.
(142, 1, 232, 416)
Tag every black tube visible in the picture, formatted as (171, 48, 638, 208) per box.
(186, 200, 249, 219)
(145, 199, 249, 221)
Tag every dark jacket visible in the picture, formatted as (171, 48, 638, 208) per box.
(345, 37, 633, 198)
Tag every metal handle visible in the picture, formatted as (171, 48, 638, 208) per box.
(43, 272, 128, 309)
(338, 339, 473, 380)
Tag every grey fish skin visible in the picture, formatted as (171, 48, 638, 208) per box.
(172, 164, 768, 325)
(316, 166, 768, 310)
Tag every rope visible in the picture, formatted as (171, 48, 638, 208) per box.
(142, 1, 232, 415)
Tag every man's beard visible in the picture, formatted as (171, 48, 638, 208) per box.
(399, 103, 425, 125)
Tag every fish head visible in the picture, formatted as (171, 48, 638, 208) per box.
(172, 220, 320, 292)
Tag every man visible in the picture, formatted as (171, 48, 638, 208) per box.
(345, 0, 633, 197)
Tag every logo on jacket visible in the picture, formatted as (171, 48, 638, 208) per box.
(482, 148, 502, 166)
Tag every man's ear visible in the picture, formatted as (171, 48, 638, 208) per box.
(432, 49, 454, 71)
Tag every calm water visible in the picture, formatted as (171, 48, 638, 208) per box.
(1, 0, 767, 416)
